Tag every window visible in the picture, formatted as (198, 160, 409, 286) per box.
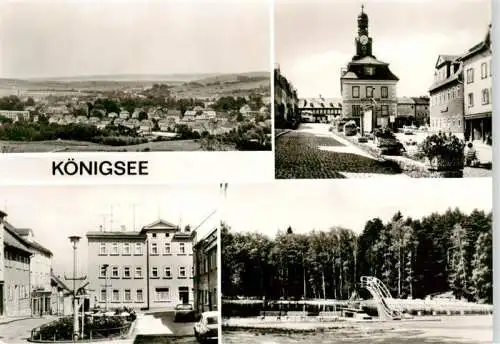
(152, 267, 158, 278)
(124, 289, 131, 302)
(135, 267, 142, 278)
(179, 267, 186, 278)
(482, 89, 490, 105)
(101, 289, 106, 302)
(365, 66, 375, 76)
(123, 266, 131, 278)
(381, 105, 389, 116)
(152, 233, 157, 238)
(151, 243, 158, 255)
(366, 86, 374, 98)
(381, 86, 388, 98)
(100, 243, 106, 255)
(165, 233, 170, 237)
(112, 266, 119, 278)
(164, 267, 171, 278)
(481, 62, 487, 79)
(164, 243, 171, 254)
(123, 243, 130, 255)
(489, 60, 492, 77)
(155, 287, 170, 302)
(111, 243, 119, 255)
(466, 68, 474, 83)
(112, 289, 119, 302)
(468, 93, 474, 107)
(136, 289, 143, 302)
(135, 243, 142, 255)
(179, 243, 185, 254)
(100, 265, 107, 278)
(352, 86, 360, 98)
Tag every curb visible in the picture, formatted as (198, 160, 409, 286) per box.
(0, 316, 33, 325)
(274, 130, 292, 139)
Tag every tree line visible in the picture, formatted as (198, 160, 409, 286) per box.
(221, 208, 492, 304)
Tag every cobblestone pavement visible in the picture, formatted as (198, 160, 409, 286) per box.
(275, 124, 402, 179)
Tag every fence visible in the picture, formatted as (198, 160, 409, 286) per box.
(222, 298, 493, 318)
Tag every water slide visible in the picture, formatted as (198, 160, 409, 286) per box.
(360, 276, 402, 320)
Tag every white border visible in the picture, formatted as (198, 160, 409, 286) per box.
(492, 0, 499, 341)
(0, 152, 274, 185)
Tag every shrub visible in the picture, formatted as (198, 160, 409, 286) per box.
(373, 127, 396, 139)
(417, 132, 465, 161)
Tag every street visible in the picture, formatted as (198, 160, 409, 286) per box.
(133, 311, 203, 344)
(275, 123, 404, 179)
(275, 123, 492, 179)
(0, 312, 206, 344)
(0, 316, 57, 344)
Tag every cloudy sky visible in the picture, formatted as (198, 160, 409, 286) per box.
(276, 0, 491, 98)
(0, 0, 270, 78)
(225, 179, 492, 236)
(0, 184, 222, 277)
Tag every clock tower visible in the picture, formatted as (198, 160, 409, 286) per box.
(353, 5, 373, 60)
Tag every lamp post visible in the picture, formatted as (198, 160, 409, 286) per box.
(102, 264, 109, 312)
(68, 236, 81, 341)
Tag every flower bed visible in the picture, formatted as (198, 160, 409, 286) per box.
(30, 314, 134, 342)
(417, 133, 465, 171)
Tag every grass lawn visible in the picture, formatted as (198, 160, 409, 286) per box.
(275, 132, 402, 179)
(0, 139, 208, 152)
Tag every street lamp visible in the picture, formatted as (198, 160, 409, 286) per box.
(69, 236, 81, 341)
(102, 264, 109, 312)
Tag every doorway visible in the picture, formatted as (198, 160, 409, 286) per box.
(178, 287, 189, 304)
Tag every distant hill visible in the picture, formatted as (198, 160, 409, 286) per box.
(0, 71, 270, 97)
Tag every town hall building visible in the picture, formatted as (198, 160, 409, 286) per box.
(340, 5, 399, 128)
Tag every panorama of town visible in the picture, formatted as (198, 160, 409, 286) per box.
(0, 73, 271, 152)
(0, 184, 224, 344)
(275, 5, 492, 178)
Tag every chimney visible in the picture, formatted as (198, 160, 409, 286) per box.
(99, 225, 103, 232)
(121, 225, 126, 232)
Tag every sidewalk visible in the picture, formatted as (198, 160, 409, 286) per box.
(0, 315, 35, 325)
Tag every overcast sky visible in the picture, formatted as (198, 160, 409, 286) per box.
(276, 0, 491, 98)
(225, 179, 492, 237)
(0, 0, 270, 78)
(1, 184, 222, 278)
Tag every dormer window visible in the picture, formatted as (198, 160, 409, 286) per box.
(365, 66, 375, 76)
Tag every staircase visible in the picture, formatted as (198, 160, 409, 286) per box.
(360, 276, 402, 320)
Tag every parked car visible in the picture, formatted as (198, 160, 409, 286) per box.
(174, 303, 196, 322)
(194, 311, 218, 343)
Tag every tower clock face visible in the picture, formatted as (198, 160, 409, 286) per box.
(360, 35, 369, 45)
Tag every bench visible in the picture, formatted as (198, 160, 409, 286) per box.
(285, 311, 308, 321)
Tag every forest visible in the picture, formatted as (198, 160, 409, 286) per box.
(222, 208, 492, 304)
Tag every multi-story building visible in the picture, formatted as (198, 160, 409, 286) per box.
(299, 98, 342, 123)
(0, 110, 30, 122)
(2, 214, 32, 317)
(459, 24, 492, 145)
(412, 96, 430, 127)
(340, 6, 399, 128)
(8, 227, 53, 316)
(274, 65, 300, 129)
(396, 96, 430, 127)
(193, 228, 218, 313)
(86, 219, 195, 311)
(428, 55, 464, 136)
